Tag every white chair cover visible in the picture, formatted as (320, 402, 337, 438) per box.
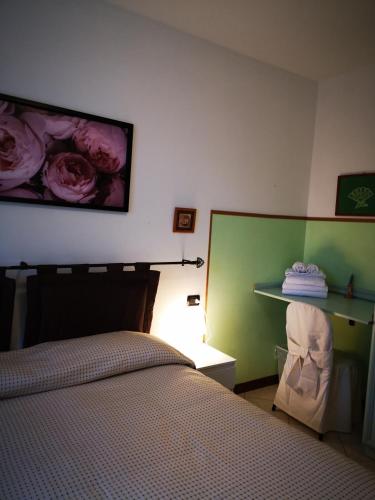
(325, 352, 360, 433)
(274, 302, 333, 433)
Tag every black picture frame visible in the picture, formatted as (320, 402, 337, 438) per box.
(335, 173, 375, 216)
(0, 93, 133, 213)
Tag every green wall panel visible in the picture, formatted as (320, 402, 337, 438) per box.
(207, 214, 375, 385)
(304, 220, 375, 370)
(304, 221, 375, 290)
(206, 214, 306, 384)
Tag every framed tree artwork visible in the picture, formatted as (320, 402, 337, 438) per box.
(335, 173, 375, 216)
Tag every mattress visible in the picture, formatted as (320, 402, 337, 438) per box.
(1, 331, 374, 499)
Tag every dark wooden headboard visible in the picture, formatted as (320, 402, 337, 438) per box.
(1, 258, 204, 348)
(24, 266, 160, 347)
(0, 274, 16, 351)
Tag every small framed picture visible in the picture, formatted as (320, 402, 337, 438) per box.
(335, 173, 375, 216)
(173, 207, 196, 233)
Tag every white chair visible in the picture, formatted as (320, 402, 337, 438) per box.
(273, 302, 358, 437)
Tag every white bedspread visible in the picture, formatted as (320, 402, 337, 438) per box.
(1, 332, 374, 499)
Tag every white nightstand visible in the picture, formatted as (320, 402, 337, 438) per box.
(171, 342, 236, 390)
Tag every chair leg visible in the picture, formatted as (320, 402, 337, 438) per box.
(318, 433, 324, 441)
(272, 404, 276, 411)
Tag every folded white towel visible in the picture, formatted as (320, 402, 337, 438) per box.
(285, 270, 326, 279)
(306, 263, 319, 274)
(281, 288, 328, 299)
(289, 262, 324, 276)
(284, 276, 326, 287)
(282, 283, 328, 294)
(292, 261, 306, 273)
(286, 264, 326, 279)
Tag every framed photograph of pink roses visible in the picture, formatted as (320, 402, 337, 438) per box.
(0, 93, 133, 212)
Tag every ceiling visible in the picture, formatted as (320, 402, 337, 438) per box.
(107, 0, 375, 80)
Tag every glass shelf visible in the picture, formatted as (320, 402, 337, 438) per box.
(253, 284, 374, 325)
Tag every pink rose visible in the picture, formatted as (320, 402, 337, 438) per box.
(0, 115, 45, 192)
(0, 101, 15, 115)
(1, 186, 41, 199)
(95, 175, 125, 207)
(21, 111, 84, 146)
(43, 152, 97, 203)
(73, 121, 126, 174)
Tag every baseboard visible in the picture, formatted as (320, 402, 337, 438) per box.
(234, 374, 278, 394)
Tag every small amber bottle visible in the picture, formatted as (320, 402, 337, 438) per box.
(346, 274, 354, 299)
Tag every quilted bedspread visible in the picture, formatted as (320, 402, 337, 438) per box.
(0, 331, 374, 499)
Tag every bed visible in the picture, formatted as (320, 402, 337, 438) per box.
(1, 267, 374, 499)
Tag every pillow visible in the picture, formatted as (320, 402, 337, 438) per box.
(24, 270, 160, 347)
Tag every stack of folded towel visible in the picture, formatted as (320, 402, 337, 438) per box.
(282, 262, 328, 298)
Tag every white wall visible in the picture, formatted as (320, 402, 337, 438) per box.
(307, 64, 375, 217)
(0, 0, 317, 343)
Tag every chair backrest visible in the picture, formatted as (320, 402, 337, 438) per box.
(286, 302, 332, 354)
(275, 302, 335, 433)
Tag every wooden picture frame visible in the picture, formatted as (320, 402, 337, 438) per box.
(173, 207, 196, 233)
(335, 173, 375, 216)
